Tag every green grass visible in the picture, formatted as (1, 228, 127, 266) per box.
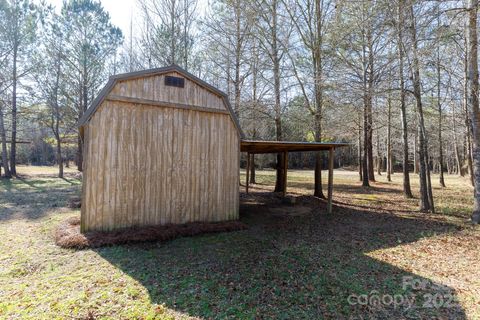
(0, 166, 479, 319)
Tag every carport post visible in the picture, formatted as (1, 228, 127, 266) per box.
(283, 151, 288, 197)
(327, 147, 334, 214)
(246, 152, 250, 194)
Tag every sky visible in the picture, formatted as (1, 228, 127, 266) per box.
(44, 0, 138, 36)
(43, 0, 208, 37)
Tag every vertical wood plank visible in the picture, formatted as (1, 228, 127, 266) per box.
(126, 106, 135, 227)
(80, 125, 90, 232)
(144, 108, 152, 225)
(83, 73, 240, 231)
(103, 105, 114, 230)
(97, 107, 107, 230)
(200, 113, 208, 221)
(165, 107, 174, 224)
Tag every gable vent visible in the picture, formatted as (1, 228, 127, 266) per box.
(165, 75, 185, 88)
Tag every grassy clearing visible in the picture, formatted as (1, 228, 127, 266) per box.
(0, 166, 479, 319)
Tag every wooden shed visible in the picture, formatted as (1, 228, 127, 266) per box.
(78, 65, 243, 232)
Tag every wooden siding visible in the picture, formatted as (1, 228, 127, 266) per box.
(110, 72, 226, 111)
(81, 99, 240, 232)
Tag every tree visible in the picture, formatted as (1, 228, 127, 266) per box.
(467, 0, 480, 224)
(201, 0, 253, 114)
(462, 23, 475, 185)
(407, 0, 434, 212)
(0, 102, 9, 178)
(0, 0, 40, 176)
(252, 0, 290, 192)
(386, 83, 392, 182)
(33, 12, 74, 178)
(61, 0, 122, 171)
(139, 0, 198, 69)
(0, 1, 11, 178)
(334, 0, 389, 187)
(435, 3, 446, 188)
(286, 0, 335, 198)
(395, 0, 413, 197)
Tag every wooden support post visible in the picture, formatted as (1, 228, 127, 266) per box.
(246, 152, 250, 194)
(327, 147, 334, 214)
(283, 151, 288, 197)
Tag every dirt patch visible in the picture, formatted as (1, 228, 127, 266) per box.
(269, 205, 312, 217)
(67, 197, 82, 209)
(55, 217, 248, 249)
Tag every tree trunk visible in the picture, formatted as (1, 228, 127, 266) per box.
(77, 62, 89, 172)
(10, 43, 18, 176)
(358, 111, 363, 182)
(250, 154, 256, 184)
(387, 92, 392, 182)
(313, 109, 324, 197)
(468, 128, 474, 185)
(397, 0, 413, 197)
(0, 103, 11, 179)
(464, 32, 475, 186)
(426, 150, 435, 212)
(408, 2, 434, 212)
(362, 26, 370, 188)
(376, 131, 382, 175)
(436, 17, 446, 188)
(367, 30, 375, 182)
(467, 0, 480, 223)
(233, 0, 242, 116)
(170, 1, 176, 64)
(251, 41, 259, 185)
(56, 136, 63, 179)
(452, 101, 463, 176)
(183, 0, 189, 69)
(362, 91, 370, 187)
(313, 0, 325, 198)
(271, 0, 285, 193)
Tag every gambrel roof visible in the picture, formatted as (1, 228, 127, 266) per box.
(78, 64, 244, 138)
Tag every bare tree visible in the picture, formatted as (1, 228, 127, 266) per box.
(252, 0, 290, 192)
(34, 12, 74, 178)
(1, 0, 40, 176)
(396, 0, 413, 197)
(386, 85, 392, 182)
(467, 0, 480, 223)
(201, 0, 252, 114)
(139, 0, 197, 69)
(61, 0, 122, 171)
(286, 0, 335, 198)
(462, 24, 475, 185)
(407, 0, 434, 212)
(334, 0, 389, 187)
(0, 1, 11, 178)
(435, 3, 446, 188)
(0, 101, 10, 178)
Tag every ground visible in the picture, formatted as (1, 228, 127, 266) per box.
(0, 166, 479, 319)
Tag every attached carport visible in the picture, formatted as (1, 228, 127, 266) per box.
(240, 140, 349, 214)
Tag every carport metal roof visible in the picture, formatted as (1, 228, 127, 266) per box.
(240, 140, 349, 154)
(240, 139, 350, 215)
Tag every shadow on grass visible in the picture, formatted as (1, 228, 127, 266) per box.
(0, 175, 81, 221)
(96, 194, 467, 319)
(246, 180, 404, 196)
(60, 177, 78, 185)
